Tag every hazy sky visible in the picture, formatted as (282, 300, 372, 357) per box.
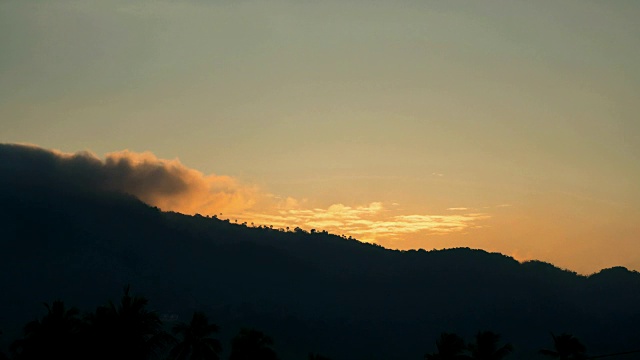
(2, 0, 639, 274)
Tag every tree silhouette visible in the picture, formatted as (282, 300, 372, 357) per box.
(468, 331, 512, 360)
(228, 328, 278, 360)
(425, 333, 471, 360)
(169, 311, 222, 360)
(9, 300, 84, 360)
(540, 333, 587, 360)
(85, 285, 169, 360)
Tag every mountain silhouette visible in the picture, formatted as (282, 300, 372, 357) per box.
(1, 145, 640, 359)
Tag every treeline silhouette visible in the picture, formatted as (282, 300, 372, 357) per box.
(4, 286, 633, 360)
(2, 146, 640, 359)
(3, 286, 280, 360)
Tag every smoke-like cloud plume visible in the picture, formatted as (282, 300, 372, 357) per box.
(0, 143, 258, 215)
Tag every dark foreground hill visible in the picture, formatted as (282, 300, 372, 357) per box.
(1, 165, 640, 359)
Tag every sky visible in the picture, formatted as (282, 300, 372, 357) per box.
(1, 0, 639, 274)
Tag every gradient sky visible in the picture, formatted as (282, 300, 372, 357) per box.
(1, 0, 639, 274)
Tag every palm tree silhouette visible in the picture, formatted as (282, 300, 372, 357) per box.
(468, 331, 512, 360)
(169, 311, 222, 360)
(10, 300, 84, 360)
(85, 285, 169, 360)
(229, 328, 278, 360)
(425, 332, 471, 360)
(540, 333, 586, 360)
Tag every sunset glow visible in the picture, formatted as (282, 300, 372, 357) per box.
(2, 0, 639, 274)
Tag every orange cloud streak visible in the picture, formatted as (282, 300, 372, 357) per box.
(235, 202, 490, 244)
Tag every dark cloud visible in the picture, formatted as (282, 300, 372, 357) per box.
(0, 143, 258, 214)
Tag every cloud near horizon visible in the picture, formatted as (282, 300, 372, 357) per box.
(0, 143, 490, 243)
(235, 203, 490, 243)
(0, 143, 259, 215)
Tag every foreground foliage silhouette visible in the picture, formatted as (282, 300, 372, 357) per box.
(85, 285, 170, 360)
(169, 311, 222, 360)
(539, 333, 587, 360)
(4, 288, 281, 360)
(425, 333, 470, 360)
(425, 332, 512, 360)
(9, 301, 83, 360)
(229, 328, 278, 360)
(6, 286, 640, 360)
(468, 331, 512, 360)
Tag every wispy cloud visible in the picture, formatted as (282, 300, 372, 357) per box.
(237, 202, 490, 243)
